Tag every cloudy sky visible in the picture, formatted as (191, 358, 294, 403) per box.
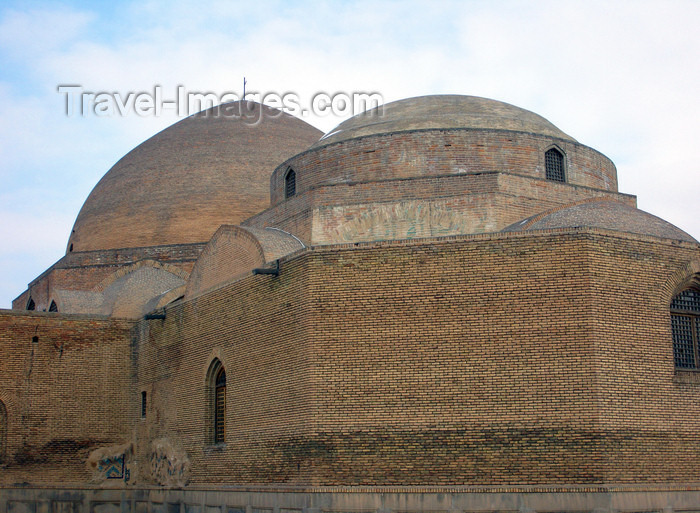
(0, 0, 698, 309)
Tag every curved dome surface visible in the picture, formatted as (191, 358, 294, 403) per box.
(313, 95, 576, 148)
(504, 200, 697, 243)
(68, 101, 322, 253)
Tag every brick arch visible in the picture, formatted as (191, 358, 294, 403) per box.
(106, 267, 186, 319)
(662, 258, 700, 303)
(509, 197, 622, 231)
(185, 225, 266, 299)
(94, 259, 189, 293)
(186, 225, 305, 299)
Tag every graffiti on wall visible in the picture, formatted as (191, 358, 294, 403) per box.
(149, 438, 190, 487)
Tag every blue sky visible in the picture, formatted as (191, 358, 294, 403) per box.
(0, 0, 698, 308)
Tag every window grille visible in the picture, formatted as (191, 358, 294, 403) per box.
(285, 168, 296, 198)
(214, 367, 226, 444)
(671, 288, 700, 369)
(141, 391, 147, 418)
(545, 148, 565, 182)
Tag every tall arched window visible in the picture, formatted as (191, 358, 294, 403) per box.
(26, 297, 35, 311)
(49, 300, 58, 312)
(671, 288, 700, 369)
(0, 400, 7, 464)
(284, 168, 296, 198)
(207, 359, 226, 444)
(545, 148, 565, 182)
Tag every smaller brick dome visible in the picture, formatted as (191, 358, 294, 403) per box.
(68, 101, 322, 253)
(313, 95, 576, 148)
(504, 200, 697, 242)
(270, 95, 616, 206)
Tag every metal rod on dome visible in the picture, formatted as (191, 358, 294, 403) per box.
(243, 77, 247, 100)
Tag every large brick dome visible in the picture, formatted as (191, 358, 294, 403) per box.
(312, 94, 576, 148)
(67, 101, 322, 253)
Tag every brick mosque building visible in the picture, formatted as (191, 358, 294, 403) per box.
(2, 96, 700, 512)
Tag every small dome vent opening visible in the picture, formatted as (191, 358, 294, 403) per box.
(545, 148, 565, 182)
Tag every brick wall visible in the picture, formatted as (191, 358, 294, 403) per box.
(0, 310, 135, 486)
(12, 243, 203, 312)
(247, 170, 634, 246)
(134, 230, 700, 487)
(134, 255, 317, 485)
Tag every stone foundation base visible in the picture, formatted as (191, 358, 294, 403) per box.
(2, 486, 700, 513)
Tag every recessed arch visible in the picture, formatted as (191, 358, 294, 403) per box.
(26, 297, 35, 311)
(49, 300, 58, 313)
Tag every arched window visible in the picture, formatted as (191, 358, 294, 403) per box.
(0, 400, 6, 464)
(545, 148, 565, 182)
(284, 168, 296, 198)
(49, 300, 58, 312)
(206, 359, 226, 444)
(671, 288, 700, 369)
(26, 297, 35, 311)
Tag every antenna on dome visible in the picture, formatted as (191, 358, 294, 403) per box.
(243, 77, 247, 100)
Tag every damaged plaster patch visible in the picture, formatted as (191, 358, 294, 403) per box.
(86, 442, 132, 483)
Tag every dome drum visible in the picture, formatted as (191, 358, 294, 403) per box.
(270, 129, 617, 207)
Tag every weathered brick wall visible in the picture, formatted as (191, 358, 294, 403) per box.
(248, 170, 634, 246)
(135, 230, 700, 487)
(303, 233, 600, 484)
(296, 233, 699, 484)
(12, 244, 203, 312)
(586, 234, 700, 482)
(270, 130, 617, 206)
(0, 311, 135, 486)
(134, 255, 317, 485)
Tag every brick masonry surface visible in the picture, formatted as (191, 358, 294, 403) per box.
(2, 229, 700, 490)
(131, 230, 700, 487)
(269, 130, 618, 207)
(0, 311, 135, 485)
(13, 244, 205, 312)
